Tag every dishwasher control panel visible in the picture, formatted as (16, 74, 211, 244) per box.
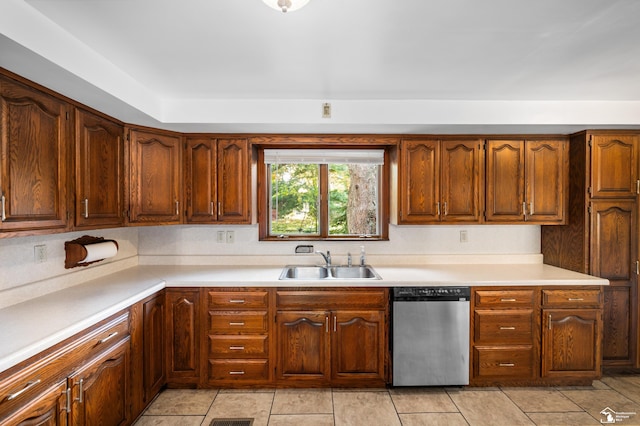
(393, 286, 470, 301)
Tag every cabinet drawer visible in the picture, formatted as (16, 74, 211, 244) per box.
(277, 289, 387, 310)
(474, 347, 534, 378)
(209, 291, 269, 309)
(209, 311, 268, 333)
(474, 310, 533, 344)
(474, 290, 535, 308)
(541, 289, 602, 307)
(208, 360, 269, 381)
(209, 335, 268, 357)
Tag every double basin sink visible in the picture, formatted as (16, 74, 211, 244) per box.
(279, 265, 381, 280)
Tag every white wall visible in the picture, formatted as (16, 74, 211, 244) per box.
(137, 224, 541, 265)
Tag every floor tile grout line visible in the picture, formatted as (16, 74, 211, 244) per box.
(444, 387, 472, 426)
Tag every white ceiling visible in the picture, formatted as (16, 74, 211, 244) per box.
(1, 0, 640, 133)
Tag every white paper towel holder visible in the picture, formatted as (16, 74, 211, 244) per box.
(64, 235, 119, 269)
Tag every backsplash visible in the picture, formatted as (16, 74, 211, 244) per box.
(0, 223, 540, 308)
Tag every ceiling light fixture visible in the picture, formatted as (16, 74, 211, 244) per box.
(262, 0, 310, 13)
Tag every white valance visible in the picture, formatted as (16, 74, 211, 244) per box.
(264, 149, 384, 165)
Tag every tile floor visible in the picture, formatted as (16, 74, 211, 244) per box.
(134, 375, 640, 426)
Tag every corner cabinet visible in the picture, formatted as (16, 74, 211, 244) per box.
(275, 288, 388, 387)
(127, 127, 182, 225)
(184, 137, 250, 224)
(485, 139, 568, 223)
(75, 108, 125, 229)
(399, 138, 483, 223)
(470, 286, 603, 386)
(0, 74, 71, 235)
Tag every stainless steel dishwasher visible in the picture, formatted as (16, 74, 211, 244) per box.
(392, 287, 470, 386)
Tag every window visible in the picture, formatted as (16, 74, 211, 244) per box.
(260, 148, 388, 240)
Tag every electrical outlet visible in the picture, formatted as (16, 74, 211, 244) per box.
(226, 230, 235, 244)
(217, 230, 226, 243)
(460, 230, 468, 243)
(34, 245, 47, 263)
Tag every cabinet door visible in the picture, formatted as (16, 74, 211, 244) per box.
(399, 139, 440, 223)
(441, 140, 482, 222)
(331, 310, 385, 382)
(143, 293, 165, 402)
(217, 138, 250, 223)
(590, 134, 638, 198)
(185, 137, 216, 223)
(542, 309, 601, 378)
(590, 200, 638, 364)
(68, 338, 130, 426)
(276, 311, 330, 382)
(1, 380, 68, 426)
(75, 109, 124, 228)
(525, 140, 567, 223)
(165, 289, 201, 383)
(128, 129, 182, 224)
(0, 76, 70, 233)
(485, 140, 525, 222)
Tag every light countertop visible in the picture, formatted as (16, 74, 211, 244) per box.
(0, 263, 607, 374)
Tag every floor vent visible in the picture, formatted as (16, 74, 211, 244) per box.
(210, 419, 254, 426)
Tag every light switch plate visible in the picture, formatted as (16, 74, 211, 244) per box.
(217, 231, 226, 243)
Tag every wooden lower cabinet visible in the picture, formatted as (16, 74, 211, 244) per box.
(1, 380, 68, 426)
(165, 289, 201, 385)
(471, 286, 603, 386)
(275, 289, 388, 387)
(68, 338, 130, 426)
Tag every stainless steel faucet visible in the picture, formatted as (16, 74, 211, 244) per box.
(315, 250, 331, 267)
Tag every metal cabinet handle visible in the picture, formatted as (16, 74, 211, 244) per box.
(548, 314, 552, 330)
(175, 200, 179, 216)
(1, 194, 5, 222)
(229, 322, 245, 326)
(443, 201, 448, 216)
(218, 201, 223, 216)
(529, 202, 533, 216)
(76, 379, 84, 404)
(229, 371, 245, 375)
(568, 298, 584, 301)
(229, 346, 245, 351)
(501, 298, 517, 302)
(499, 363, 515, 367)
(436, 202, 441, 216)
(6, 379, 41, 400)
(210, 201, 214, 216)
(499, 326, 516, 330)
(98, 332, 118, 344)
(325, 316, 329, 333)
(637, 260, 640, 275)
(83, 198, 89, 218)
(333, 316, 337, 332)
(229, 299, 245, 304)
(65, 387, 71, 413)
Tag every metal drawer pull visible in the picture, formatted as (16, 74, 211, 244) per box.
(229, 346, 245, 350)
(229, 322, 245, 326)
(568, 298, 584, 301)
(6, 379, 41, 400)
(229, 371, 245, 375)
(499, 326, 516, 330)
(229, 299, 245, 304)
(501, 298, 517, 302)
(499, 363, 515, 367)
(98, 331, 118, 344)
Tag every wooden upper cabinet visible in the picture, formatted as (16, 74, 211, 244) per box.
(525, 140, 568, 223)
(0, 75, 71, 234)
(399, 139, 481, 223)
(485, 140, 525, 222)
(184, 137, 250, 224)
(590, 134, 639, 199)
(75, 109, 124, 229)
(127, 128, 182, 224)
(486, 139, 567, 223)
